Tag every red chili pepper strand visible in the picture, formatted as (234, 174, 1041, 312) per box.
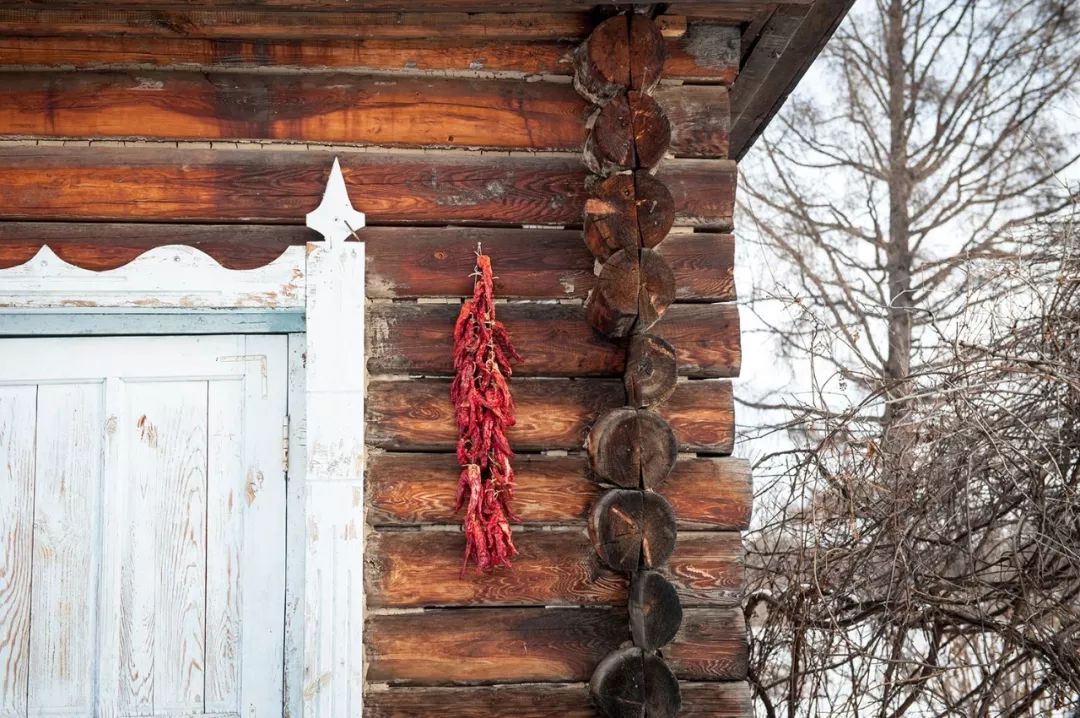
(451, 252, 522, 573)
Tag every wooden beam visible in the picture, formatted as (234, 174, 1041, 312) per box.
(0, 8, 591, 40)
(367, 302, 740, 378)
(366, 378, 734, 453)
(0, 223, 736, 302)
(365, 606, 746, 684)
(366, 453, 752, 530)
(0, 29, 740, 84)
(365, 682, 752, 718)
(0, 72, 728, 155)
(730, 0, 856, 157)
(366, 530, 743, 607)
(0, 146, 736, 229)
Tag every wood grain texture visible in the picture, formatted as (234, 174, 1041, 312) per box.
(0, 146, 736, 228)
(365, 606, 746, 684)
(366, 530, 742, 608)
(366, 453, 752, 530)
(364, 681, 752, 717)
(0, 27, 738, 83)
(366, 378, 734, 453)
(367, 302, 739, 378)
(0, 72, 726, 154)
(0, 224, 735, 302)
(0, 9, 592, 40)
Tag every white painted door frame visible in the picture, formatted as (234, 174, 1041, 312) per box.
(0, 241, 366, 717)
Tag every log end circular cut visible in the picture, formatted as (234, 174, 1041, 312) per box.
(585, 95, 634, 176)
(637, 410, 678, 489)
(642, 653, 681, 718)
(628, 92, 671, 170)
(585, 94, 671, 175)
(590, 646, 681, 718)
(625, 333, 678, 409)
(628, 15, 667, 93)
(589, 489, 645, 572)
(639, 491, 677, 569)
(587, 407, 644, 489)
(630, 570, 684, 651)
(634, 172, 675, 249)
(584, 174, 638, 261)
(589, 489, 677, 571)
(574, 15, 630, 104)
(636, 248, 676, 333)
(587, 407, 677, 489)
(587, 248, 640, 338)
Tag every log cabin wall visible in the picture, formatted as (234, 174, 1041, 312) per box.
(0, 4, 756, 716)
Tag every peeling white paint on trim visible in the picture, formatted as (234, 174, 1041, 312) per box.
(0, 244, 306, 309)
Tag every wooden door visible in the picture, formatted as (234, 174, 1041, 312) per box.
(0, 335, 289, 718)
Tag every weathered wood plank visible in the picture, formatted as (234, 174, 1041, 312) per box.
(366, 530, 742, 607)
(366, 378, 734, 453)
(0, 147, 736, 229)
(0, 35, 575, 76)
(0, 72, 727, 155)
(0, 224, 734, 301)
(368, 302, 740, 378)
(0, 9, 592, 40)
(367, 453, 751, 530)
(0, 25, 738, 83)
(0, 386, 34, 714)
(364, 681, 752, 717)
(28, 384, 103, 713)
(365, 607, 746, 684)
(365, 229, 736, 300)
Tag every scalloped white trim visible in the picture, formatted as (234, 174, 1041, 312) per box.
(0, 244, 306, 309)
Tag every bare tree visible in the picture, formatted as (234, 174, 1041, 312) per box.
(738, 0, 1080, 713)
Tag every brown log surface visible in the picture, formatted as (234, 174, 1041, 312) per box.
(0, 72, 725, 154)
(366, 378, 734, 453)
(0, 147, 736, 228)
(366, 453, 752, 530)
(366, 530, 742, 608)
(0, 224, 735, 302)
(366, 606, 747, 684)
(364, 682, 752, 718)
(367, 302, 739, 379)
(0, 26, 738, 83)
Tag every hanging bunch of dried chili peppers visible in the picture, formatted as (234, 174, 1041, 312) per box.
(452, 248, 523, 573)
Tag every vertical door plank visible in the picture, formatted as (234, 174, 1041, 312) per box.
(121, 381, 208, 714)
(27, 382, 103, 714)
(238, 335, 289, 716)
(205, 377, 243, 713)
(151, 382, 208, 714)
(0, 385, 35, 716)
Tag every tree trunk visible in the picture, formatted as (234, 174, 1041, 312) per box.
(883, 0, 913, 436)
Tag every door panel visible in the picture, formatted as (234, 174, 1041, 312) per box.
(0, 335, 288, 718)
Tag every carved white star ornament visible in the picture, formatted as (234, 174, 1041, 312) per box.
(305, 157, 366, 246)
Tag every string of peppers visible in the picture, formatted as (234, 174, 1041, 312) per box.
(451, 248, 522, 573)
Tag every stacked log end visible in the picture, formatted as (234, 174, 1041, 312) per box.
(575, 12, 684, 717)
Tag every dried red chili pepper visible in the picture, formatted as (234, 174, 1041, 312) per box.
(452, 249, 523, 573)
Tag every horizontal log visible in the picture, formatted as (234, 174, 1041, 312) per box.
(0, 72, 728, 155)
(0, 9, 591, 40)
(366, 606, 746, 684)
(0, 21, 737, 82)
(0, 223, 736, 302)
(366, 453, 752, 530)
(0, 147, 736, 228)
(366, 530, 742, 608)
(366, 229, 735, 301)
(365, 681, 752, 718)
(368, 302, 739, 378)
(366, 378, 734, 453)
